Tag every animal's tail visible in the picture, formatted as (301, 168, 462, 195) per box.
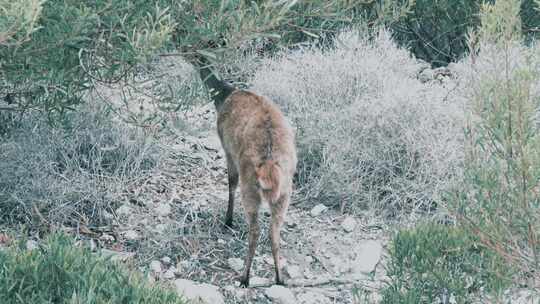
(256, 160, 282, 203)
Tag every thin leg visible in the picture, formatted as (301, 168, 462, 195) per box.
(239, 188, 261, 287)
(270, 193, 290, 285)
(224, 154, 238, 228)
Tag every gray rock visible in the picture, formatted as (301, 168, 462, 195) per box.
(265, 285, 296, 304)
(284, 264, 303, 279)
(154, 223, 168, 234)
(26, 240, 38, 251)
(433, 67, 452, 79)
(310, 204, 328, 217)
(341, 216, 356, 232)
(329, 254, 348, 274)
(155, 203, 172, 217)
(351, 240, 383, 274)
(174, 279, 225, 304)
(123, 230, 140, 240)
(228, 257, 244, 272)
(249, 276, 271, 287)
(99, 234, 115, 242)
(418, 68, 434, 83)
(161, 256, 172, 265)
(204, 134, 222, 151)
(223, 285, 248, 299)
(284, 215, 297, 228)
(162, 267, 176, 279)
(149, 260, 162, 273)
(116, 205, 132, 216)
(297, 290, 332, 304)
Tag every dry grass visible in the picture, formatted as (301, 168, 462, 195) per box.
(0, 103, 162, 228)
(251, 29, 465, 218)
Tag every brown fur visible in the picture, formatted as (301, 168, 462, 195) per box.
(217, 90, 297, 287)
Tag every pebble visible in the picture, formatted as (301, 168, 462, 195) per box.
(155, 203, 172, 217)
(174, 279, 225, 304)
(228, 257, 244, 272)
(341, 216, 357, 232)
(149, 260, 162, 273)
(265, 285, 296, 304)
(310, 204, 328, 217)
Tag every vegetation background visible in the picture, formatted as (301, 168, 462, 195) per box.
(1, 0, 539, 303)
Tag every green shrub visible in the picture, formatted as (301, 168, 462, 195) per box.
(251, 29, 464, 217)
(0, 233, 186, 304)
(391, 0, 540, 66)
(449, 0, 540, 290)
(0, 0, 43, 45)
(0, 0, 414, 122)
(0, 0, 175, 119)
(381, 223, 510, 303)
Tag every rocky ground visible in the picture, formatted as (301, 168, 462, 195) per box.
(92, 102, 392, 304)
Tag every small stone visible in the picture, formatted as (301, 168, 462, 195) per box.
(116, 205, 132, 216)
(88, 239, 97, 252)
(154, 223, 168, 234)
(123, 230, 140, 240)
(304, 255, 314, 264)
(161, 256, 172, 265)
(284, 214, 296, 228)
(223, 285, 249, 299)
(265, 285, 296, 304)
(100, 234, 115, 242)
(297, 290, 332, 304)
(418, 68, 434, 83)
(351, 240, 383, 275)
(162, 267, 176, 279)
(176, 260, 191, 274)
(329, 254, 348, 274)
(341, 216, 357, 232)
(224, 285, 248, 298)
(249, 276, 271, 286)
(284, 264, 303, 279)
(174, 279, 225, 304)
(228, 257, 244, 272)
(303, 269, 315, 279)
(155, 203, 172, 217)
(217, 239, 226, 245)
(150, 260, 162, 273)
(26, 240, 38, 251)
(310, 204, 327, 217)
(102, 210, 114, 219)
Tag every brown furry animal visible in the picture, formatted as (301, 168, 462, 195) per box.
(217, 90, 297, 287)
(193, 55, 296, 287)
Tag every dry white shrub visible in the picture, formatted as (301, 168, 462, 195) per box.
(252, 30, 465, 218)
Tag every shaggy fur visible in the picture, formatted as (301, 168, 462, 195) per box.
(217, 90, 297, 287)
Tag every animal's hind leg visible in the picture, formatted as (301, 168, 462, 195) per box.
(239, 186, 261, 287)
(224, 153, 238, 228)
(270, 192, 290, 285)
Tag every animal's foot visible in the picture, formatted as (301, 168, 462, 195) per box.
(223, 220, 235, 232)
(238, 275, 249, 288)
